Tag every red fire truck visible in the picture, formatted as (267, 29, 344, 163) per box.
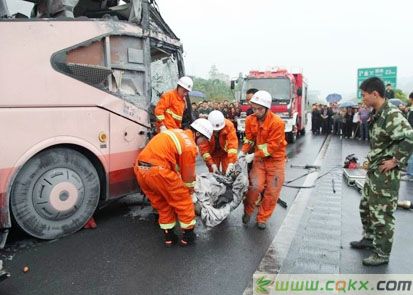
(234, 69, 308, 143)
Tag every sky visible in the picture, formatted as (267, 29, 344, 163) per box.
(156, 0, 413, 100)
(7, 0, 412, 101)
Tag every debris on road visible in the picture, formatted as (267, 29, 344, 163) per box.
(398, 200, 413, 210)
(83, 217, 97, 229)
(193, 157, 248, 227)
(0, 260, 10, 281)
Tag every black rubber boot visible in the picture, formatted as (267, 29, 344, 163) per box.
(163, 229, 178, 247)
(179, 228, 196, 247)
(257, 222, 266, 230)
(350, 238, 373, 249)
(242, 213, 251, 225)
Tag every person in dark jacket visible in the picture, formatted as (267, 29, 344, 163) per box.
(384, 84, 395, 99)
(344, 107, 353, 138)
(408, 92, 413, 127)
(245, 88, 259, 116)
(320, 106, 330, 134)
(332, 107, 341, 135)
(191, 102, 199, 119)
(358, 104, 371, 141)
(327, 106, 334, 134)
(311, 104, 321, 134)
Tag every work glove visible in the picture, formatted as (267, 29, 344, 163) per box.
(245, 153, 254, 164)
(225, 163, 235, 176)
(211, 164, 219, 173)
(160, 125, 167, 133)
(238, 151, 245, 158)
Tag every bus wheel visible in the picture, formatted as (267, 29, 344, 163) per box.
(10, 148, 100, 240)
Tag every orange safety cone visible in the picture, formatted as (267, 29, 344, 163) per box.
(84, 217, 97, 229)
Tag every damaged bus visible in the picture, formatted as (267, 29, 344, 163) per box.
(0, 0, 187, 247)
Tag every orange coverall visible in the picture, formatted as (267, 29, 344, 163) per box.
(134, 129, 197, 230)
(199, 119, 238, 173)
(241, 111, 287, 223)
(154, 89, 186, 131)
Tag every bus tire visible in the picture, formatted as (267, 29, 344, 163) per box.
(10, 148, 100, 240)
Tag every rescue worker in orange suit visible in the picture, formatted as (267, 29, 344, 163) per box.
(198, 110, 239, 175)
(154, 76, 193, 133)
(134, 118, 213, 247)
(239, 90, 287, 230)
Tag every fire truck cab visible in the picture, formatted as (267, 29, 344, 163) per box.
(235, 69, 308, 143)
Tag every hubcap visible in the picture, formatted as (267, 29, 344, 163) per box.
(33, 168, 85, 221)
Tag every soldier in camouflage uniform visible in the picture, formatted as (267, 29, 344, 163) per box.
(350, 77, 413, 266)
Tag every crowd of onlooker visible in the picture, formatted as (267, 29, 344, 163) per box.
(191, 100, 243, 130)
(311, 103, 370, 140)
(190, 97, 413, 143)
(311, 101, 411, 141)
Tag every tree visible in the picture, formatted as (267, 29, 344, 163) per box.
(192, 77, 234, 102)
(395, 89, 408, 104)
(191, 66, 234, 102)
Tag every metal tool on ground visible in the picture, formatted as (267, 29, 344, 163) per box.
(290, 164, 321, 170)
(283, 163, 320, 189)
(284, 164, 320, 187)
(277, 198, 288, 208)
(285, 164, 342, 189)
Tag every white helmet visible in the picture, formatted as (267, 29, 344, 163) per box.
(250, 90, 272, 109)
(177, 76, 193, 92)
(208, 110, 225, 131)
(191, 118, 213, 140)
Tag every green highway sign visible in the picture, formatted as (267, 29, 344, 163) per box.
(357, 66, 397, 99)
